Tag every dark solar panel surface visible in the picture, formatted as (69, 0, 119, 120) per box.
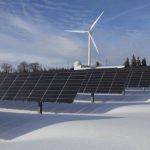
(0, 74, 17, 100)
(126, 69, 150, 88)
(0, 71, 85, 103)
(140, 70, 150, 87)
(0, 67, 150, 104)
(126, 71, 143, 87)
(28, 73, 55, 101)
(57, 71, 85, 103)
(79, 70, 129, 94)
(96, 71, 116, 93)
(109, 70, 129, 93)
(43, 72, 70, 102)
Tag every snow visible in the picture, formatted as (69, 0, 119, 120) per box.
(0, 94, 150, 150)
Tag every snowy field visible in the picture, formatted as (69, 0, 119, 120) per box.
(0, 93, 150, 150)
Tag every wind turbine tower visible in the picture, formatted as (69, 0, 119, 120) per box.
(66, 11, 104, 66)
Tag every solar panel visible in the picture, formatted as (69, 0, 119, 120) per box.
(140, 70, 150, 87)
(42, 71, 85, 103)
(57, 71, 85, 103)
(78, 71, 92, 93)
(126, 70, 143, 87)
(0, 74, 17, 100)
(42, 72, 70, 102)
(0, 74, 7, 98)
(14, 73, 41, 101)
(109, 70, 129, 93)
(79, 68, 150, 94)
(0, 71, 85, 104)
(0, 74, 7, 85)
(96, 71, 116, 93)
(28, 73, 55, 101)
(84, 71, 104, 93)
(79, 70, 121, 94)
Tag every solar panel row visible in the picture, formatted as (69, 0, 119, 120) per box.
(0, 67, 150, 104)
(0, 72, 85, 103)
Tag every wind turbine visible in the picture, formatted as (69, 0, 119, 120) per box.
(66, 11, 104, 66)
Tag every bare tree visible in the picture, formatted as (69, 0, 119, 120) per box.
(1, 63, 13, 73)
(29, 62, 42, 72)
(17, 61, 29, 73)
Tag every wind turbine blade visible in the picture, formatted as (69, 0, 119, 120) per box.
(90, 11, 104, 30)
(65, 30, 88, 33)
(89, 34, 99, 54)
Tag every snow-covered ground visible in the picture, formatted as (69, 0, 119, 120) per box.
(0, 93, 150, 150)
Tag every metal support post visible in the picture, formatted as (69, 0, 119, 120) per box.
(91, 92, 95, 103)
(38, 101, 43, 114)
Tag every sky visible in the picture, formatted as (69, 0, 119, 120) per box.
(0, 0, 150, 68)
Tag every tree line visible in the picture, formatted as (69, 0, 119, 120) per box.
(0, 61, 73, 73)
(0, 56, 148, 73)
(123, 55, 147, 68)
(0, 61, 103, 73)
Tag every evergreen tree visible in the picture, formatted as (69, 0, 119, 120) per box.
(131, 55, 137, 67)
(95, 61, 102, 67)
(136, 57, 141, 67)
(142, 58, 147, 66)
(124, 57, 130, 68)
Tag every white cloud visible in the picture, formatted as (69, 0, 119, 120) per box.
(0, 14, 87, 67)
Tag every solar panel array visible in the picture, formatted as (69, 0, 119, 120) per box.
(0, 71, 85, 103)
(0, 67, 150, 104)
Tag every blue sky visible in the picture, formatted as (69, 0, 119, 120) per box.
(0, 0, 150, 68)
